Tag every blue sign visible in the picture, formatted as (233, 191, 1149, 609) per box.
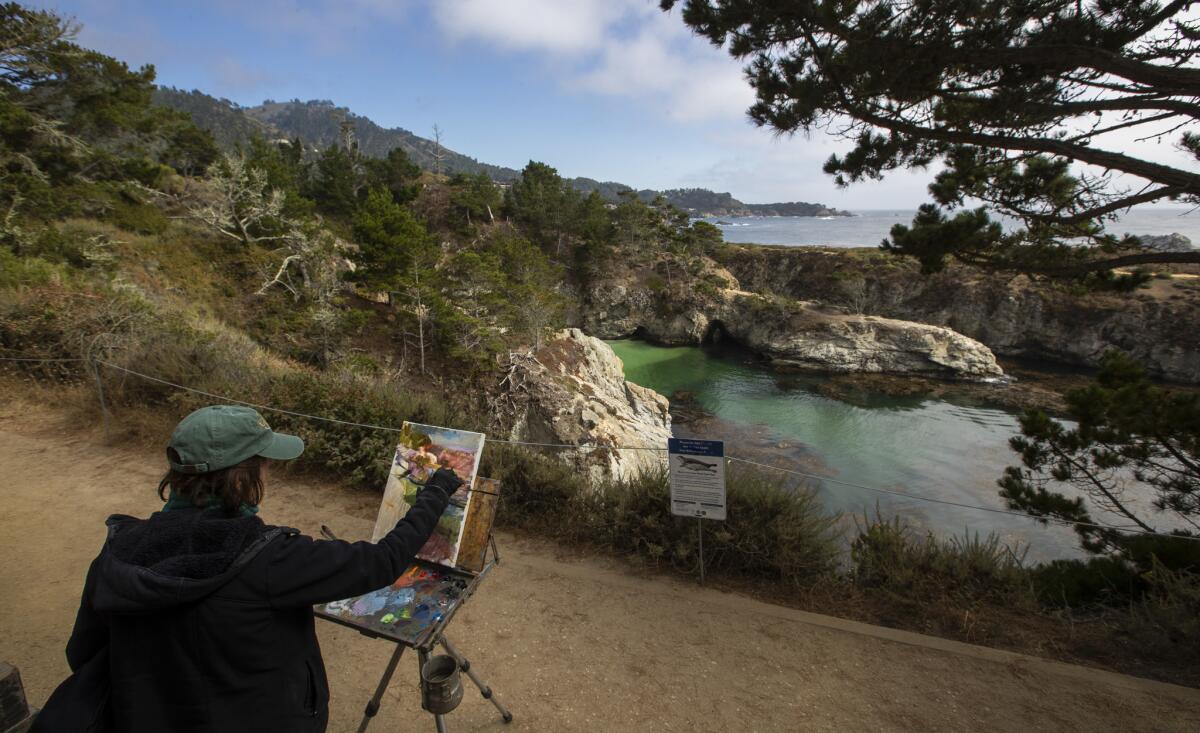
(668, 438, 724, 458)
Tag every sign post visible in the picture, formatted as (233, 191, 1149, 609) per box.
(668, 438, 726, 585)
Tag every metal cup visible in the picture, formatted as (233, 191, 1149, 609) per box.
(420, 654, 464, 714)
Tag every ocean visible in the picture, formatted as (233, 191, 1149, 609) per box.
(701, 206, 1200, 248)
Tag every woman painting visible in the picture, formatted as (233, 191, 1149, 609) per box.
(35, 404, 462, 732)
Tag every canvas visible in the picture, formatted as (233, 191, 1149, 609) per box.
(371, 422, 486, 568)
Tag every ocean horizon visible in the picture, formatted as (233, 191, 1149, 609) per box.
(701, 206, 1200, 248)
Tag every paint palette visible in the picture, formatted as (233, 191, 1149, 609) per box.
(316, 562, 473, 646)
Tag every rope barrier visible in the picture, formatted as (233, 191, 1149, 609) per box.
(2, 352, 1196, 543)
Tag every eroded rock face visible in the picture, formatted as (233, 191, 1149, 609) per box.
(717, 246, 1200, 383)
(720, 294, 1005, 378)
(582, 280, 1004, 379)
(507, 328, 671, 483)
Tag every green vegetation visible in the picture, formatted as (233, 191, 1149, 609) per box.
(152, 91, 850, 215)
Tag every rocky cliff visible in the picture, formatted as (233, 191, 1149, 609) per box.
(503, 329, 671, 483)
(581, 271, 1004, 379)
(715, 246, 1200, 383)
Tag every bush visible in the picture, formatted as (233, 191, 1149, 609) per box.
(563, 465, 839, 586)
(851, 514, 1033, 606)
(1029, 557, 1142, 608)
(1126, 561, 1200, 660)
(481, 444, 588, 531)
(0, 249, 71, 290)
(0, 282, 475, 488)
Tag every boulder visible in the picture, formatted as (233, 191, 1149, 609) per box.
(506, 329, 671, 483)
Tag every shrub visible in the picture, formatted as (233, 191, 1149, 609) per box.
(566, 465, 840, 586)
(0, 282, 473, 489)
(851, 513, 1033, 606)
(1125, 561, 1200, 661)
(1029, 557, 1142, 608)
(481, 444, 588, 532)
(0, 249, 70, 290)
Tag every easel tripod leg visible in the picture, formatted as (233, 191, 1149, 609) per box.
(439, 637, 513, 724)
(356, 645, 405, 733)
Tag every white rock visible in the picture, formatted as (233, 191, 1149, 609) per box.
(508, 329, 671, 484)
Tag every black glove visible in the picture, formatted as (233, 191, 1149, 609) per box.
(424, 467, 464, 496)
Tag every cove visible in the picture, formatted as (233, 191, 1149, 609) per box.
(606, 339, 1084, 561)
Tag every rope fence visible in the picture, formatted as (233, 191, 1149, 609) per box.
(2, 352, 1195, 544)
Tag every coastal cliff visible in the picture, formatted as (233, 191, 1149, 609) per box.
(715, 246, 1200, 383)
(581, 268, 1004, 380)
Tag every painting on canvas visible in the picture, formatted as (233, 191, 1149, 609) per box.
(370, 422, 485, 568)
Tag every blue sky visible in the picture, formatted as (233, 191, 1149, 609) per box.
(29, 1, 1194, 210)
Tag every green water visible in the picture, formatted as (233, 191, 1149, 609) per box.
(607, 339, 1083, 560)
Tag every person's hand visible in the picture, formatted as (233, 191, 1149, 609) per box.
(424, 467, 464, 496)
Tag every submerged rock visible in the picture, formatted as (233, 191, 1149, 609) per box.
(505, 328, 671, 483)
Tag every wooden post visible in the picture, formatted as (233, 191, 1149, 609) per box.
(0, 661, 33, 733)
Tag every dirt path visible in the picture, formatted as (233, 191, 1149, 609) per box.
(2, 401, 1199, 732)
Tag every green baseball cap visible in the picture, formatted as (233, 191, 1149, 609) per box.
(167, 405, 304, 474)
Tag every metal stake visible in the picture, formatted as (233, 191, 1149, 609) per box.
(697, 517, 705, 585)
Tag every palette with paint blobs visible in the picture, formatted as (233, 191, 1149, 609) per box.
(317, 561, 481, 647)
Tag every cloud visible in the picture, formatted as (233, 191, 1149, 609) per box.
(430, 0, 754, 123)
(430, 0, 628, 55)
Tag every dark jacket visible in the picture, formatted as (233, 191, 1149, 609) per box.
(49, 484, 449, 733)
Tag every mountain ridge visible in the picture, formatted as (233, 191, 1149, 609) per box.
(152, 89, 850, 217)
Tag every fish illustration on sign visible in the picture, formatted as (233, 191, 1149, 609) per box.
(676, 455, 719, 474)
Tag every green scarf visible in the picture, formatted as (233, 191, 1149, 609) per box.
(162, 490, 259, 518)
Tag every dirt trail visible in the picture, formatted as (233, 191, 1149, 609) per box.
(2, 401, 1199, 732)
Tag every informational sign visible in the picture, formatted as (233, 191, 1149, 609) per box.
(668, 438, 726, 521)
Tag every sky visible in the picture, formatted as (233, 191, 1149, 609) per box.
(30, 0, 1197, 210)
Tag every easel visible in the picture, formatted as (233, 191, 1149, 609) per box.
(317, 529, 512, 732)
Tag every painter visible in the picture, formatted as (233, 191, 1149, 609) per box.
(34, 405, 463, 733)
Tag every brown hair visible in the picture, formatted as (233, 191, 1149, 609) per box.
(158, 451, 266, 514)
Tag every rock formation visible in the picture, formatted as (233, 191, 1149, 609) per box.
(583, 276, 1004, 379)
(717, 245, 1200, 383)
(504, 328, 671, 483)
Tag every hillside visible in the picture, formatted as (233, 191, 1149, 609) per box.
(151, 90, 848, 215)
